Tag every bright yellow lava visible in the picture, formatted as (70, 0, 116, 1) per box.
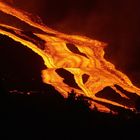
(0, 1, 140, 113)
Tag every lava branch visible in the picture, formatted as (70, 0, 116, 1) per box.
(0, 1, 140, 113)
(0, 1, 59, 35)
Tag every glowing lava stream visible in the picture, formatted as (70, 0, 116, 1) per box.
(0, 1, 140, 113)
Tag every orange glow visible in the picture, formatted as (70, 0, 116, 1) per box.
(0, 1, 140, 113)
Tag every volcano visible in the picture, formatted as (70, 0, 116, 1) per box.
(0, 0, 140, 133)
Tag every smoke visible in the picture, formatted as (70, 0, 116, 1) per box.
(1, 0, 14, 4)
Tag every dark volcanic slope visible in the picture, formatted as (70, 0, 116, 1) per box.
(0, 34, 140, 131)
(0, 37, 140, 140)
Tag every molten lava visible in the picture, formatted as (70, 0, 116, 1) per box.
(0, 1, 140, 113)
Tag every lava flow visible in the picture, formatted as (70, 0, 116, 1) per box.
(0, 1, 140, 113)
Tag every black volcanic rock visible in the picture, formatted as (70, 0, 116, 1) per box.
(0, 30, 140, 133)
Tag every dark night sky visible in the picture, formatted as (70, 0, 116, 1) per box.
(1, 0, 140, 134)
